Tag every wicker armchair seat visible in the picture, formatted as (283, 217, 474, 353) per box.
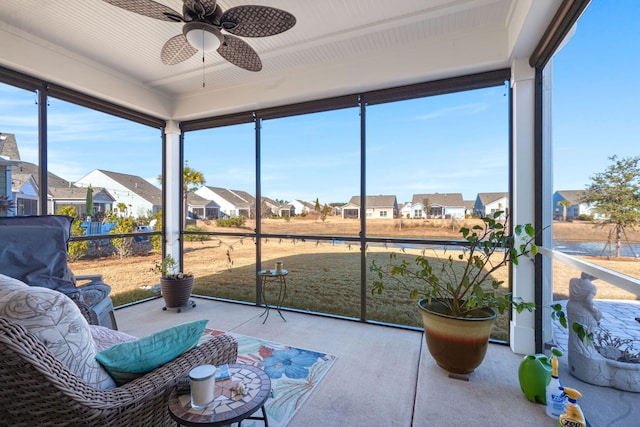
(0, 316, 238, 426)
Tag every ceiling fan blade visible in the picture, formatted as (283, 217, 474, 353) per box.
(183, 0, 218, 17)
(161, 35, 198, 65)
(101, 0, 180, 21)
(220, 6, 296, 38)
(217, 34, 262, 72)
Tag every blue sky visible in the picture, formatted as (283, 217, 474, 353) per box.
(1, 1, 638, 205)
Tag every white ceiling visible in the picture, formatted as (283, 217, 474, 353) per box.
(0, 0, 561, 122)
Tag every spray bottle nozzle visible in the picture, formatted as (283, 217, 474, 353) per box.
(562, 387, 582, 402)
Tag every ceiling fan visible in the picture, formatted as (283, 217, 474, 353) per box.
(101, 0, 296, 72)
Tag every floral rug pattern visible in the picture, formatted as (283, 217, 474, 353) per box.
(201, 329, 337, 427)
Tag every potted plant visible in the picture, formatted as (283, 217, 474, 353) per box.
(370, 212, 538, 375)
(154, 255, 195, 311)
(0, 194, 15, 217)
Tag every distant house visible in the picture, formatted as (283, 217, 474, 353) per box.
(0, 154, 18, 215)
(2, 133, 96, 216)
(196, 186, 255, 218)
(259, 197, 284, 217)
(463, 200, 475, 217)
(288, 199, 315, 216)
(411, 193, 465, 219)
(474, 192, 508, 218)
(75, 169, 161, 218)
(7, 170, 38, 216)
(187, 192, 220, 219)
(341, 195, 397, 219)
(553, 190, 603, 220)
(49, 186, 115, 217)
(399, 202, 412, 219)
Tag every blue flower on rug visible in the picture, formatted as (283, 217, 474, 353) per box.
(261, 348, 324, 379)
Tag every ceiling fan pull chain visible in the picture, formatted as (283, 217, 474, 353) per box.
(201, 26, 206, 88)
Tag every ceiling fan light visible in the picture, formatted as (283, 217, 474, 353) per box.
(183, 22, 222, 52)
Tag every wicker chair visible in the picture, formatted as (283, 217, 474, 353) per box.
(0, 316, 238, 426)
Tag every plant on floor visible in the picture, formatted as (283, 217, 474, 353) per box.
(369, 211, 539, 374)
(153, 254, 194, 310)
(153, 254, 192, 280)
(370, 211, 538, 317)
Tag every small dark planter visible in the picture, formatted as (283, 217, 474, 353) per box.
(160, 275, 194, 309)
(418, 298, 497, 374)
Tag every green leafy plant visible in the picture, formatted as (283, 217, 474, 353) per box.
(0, 194, 16, 215)
(370, 211, 538, 318)
(56, 206, 89, 261)
(216, 216, 246, 228)
(153, 254, 192, 280)
(110, 216, 135, 258)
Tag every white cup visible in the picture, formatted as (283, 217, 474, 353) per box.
(189, 365, 216, 409)
(275, 261, 283, 274)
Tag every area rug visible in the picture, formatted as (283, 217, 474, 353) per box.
(200, 328, 337, 427)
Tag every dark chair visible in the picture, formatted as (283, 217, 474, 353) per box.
(0, 215, 117, 329)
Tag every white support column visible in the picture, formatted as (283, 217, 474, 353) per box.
(164, 120, 181, 263)
(540, 64, 555, 348)
(510, 58, 536, 355)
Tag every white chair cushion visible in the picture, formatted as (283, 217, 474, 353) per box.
(0, 273, 116, 389)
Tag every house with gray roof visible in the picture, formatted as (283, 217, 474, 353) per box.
(187, 192, 220, 219)
(195, 186, 255, 218)
(410, 193, 465, 219)
(75, 169, 161, 218)
(288, 199, 315, 216)
(552, 190, 604, 220)
(474, 192, 508, 218)
(342, 195, 397, 219)
(49, 185, 115, 218)
(2, 133, 82, 215)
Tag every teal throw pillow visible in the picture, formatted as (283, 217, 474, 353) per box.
(96, 319, 208, 385)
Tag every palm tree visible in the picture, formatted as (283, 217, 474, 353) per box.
(183, 163, 205, 227)
(157, 163, 206, 227)
(558, 199, 572, 222)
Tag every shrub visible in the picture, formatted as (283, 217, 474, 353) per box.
(110, 217, 135, 258)
(216, 217, 246, 228)
(184, 225, 210, 242)
(56, 206, 88, 261)
(577, 214, 594, 221)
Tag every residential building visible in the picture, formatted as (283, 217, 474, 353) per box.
(187, 192, 220, 220)
(342, 195, 397, 219)
(75, 169, 161, 218)
(475, 192, 509, 218)
(553, 190, 603, 220)
(196, 186, 255, 218)
(399, 202, 412, 219)
(411, 193, 465, 219)
(288, 199, 315, 216)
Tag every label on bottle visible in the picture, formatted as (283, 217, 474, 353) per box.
(559, 419, 584, 427)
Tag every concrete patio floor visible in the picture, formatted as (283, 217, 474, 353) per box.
(115, 297, 638, 427)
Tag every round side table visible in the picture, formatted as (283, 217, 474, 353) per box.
(168, 364, 271, 426)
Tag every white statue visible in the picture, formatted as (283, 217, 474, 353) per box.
(566, 272, 639, 392)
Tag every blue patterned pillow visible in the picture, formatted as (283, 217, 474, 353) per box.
(95, 319, 208, 385)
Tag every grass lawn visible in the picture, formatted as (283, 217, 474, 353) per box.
(70, 217, 640, 341)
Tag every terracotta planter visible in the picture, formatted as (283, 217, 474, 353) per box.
(418, 298, 497, 374)
(160, 275, 194, 309)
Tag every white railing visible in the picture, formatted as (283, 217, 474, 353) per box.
(539, 247, 640, 297)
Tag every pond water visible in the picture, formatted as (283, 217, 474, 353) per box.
(554, 241, 640, 258)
